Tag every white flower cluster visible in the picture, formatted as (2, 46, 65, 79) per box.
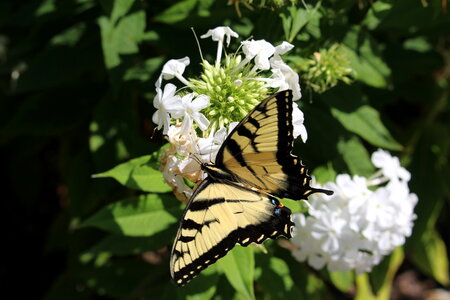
(152, 26, 306, 201)
(291, 149, 417, 273)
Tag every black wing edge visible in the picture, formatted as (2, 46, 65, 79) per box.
(171, 194, 294, 287)
(272, 91, 334, 199)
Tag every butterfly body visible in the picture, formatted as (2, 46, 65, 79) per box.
(170, 90, 333, 286)
(201, 163, 237, 182)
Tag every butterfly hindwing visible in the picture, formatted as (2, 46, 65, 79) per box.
(170, 179, 294, 286)
(215, 90, 329, 200)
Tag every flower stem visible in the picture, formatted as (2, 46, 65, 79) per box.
(235, 57, 250, 71)
(215, 41, 223, 67)
(176, 74, 191, 86)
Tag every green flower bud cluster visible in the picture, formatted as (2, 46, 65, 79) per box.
(294, 44, 354, 94)
(189, 55, 269, 133)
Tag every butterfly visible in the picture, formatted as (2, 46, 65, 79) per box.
(169, 90, 333, 286)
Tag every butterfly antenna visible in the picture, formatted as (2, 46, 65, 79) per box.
(191, 27, 204, 62)
(191, 153, 203, 166)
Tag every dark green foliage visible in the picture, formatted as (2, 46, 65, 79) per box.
(1, 0, 449, 299)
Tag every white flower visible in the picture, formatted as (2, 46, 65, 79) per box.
(166, 124, 197, 156)
(264, 41, 301, 100)
(371, 149, 411, 182)
(162, 155, 194, 198)
(155, 74, 162, 89)
(291, 151, 417, 273)
(177, 157, 203, 183)
(152, 83, 182, 134)
(178, 93, 210, 134)
(241, 39, 275, 71)
(201, 26, 239, 67)
(188, 122, 239, 168)
(310, 207, 347, 253)
(292, 214, 327, 269)
(270, 57, 301, 100)
(201, 26, 238, 46)
(292, 103, 307, 142)
(212, 122, 238, 143)
(161, 57, 191, 86)
(196, 137, 218, 163)
(274, 41, 294, 57)
(265, 68, 289, 90)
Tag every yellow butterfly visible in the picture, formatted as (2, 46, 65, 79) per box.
(170, 90, 333, 286)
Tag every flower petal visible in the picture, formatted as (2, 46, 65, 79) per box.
(161, 57, 190, 80)
(201, 26, 238, 45)
(190, 94, 210, 111)
(274, 41, 294, 56)
(192, 112, 210, 131)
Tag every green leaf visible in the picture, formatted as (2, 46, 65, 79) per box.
(79, 193, 182, 236)
(280, 7, 308, 43)
(218, 246, 255, 300)
(81, 227, 176, 260)
(286, 260, 327, 299)
(329, 271, 354, 293)
(99, 10, 146, 69)
(115, 11, 146, 54)
(178, 265, 219, 300)
(341, 27, 391, 88)
(331, 105, 402, 150)
(50, 23, 86, 46)
(82, 258, 155, 298)
(362, 1, 392, 30)
(123, 57, 165, 82)
(256, 255, 302, 298)
(282, 198, 309, 214)
(154, 0, 198, 24)
(370, 247, 404, 299)
(36, 0, 57, 16)
(411, 229, 449, 286)
(280, 4, 320, 42)
(312, 163, 337, 183)
(337, 136, 375, 176)
(94, 155, 171, 193)
(108, 0, 135, 23)
(403, 37, 432, 53)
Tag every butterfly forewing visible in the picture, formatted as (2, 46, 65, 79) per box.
(170, 179, 294, 286)
(215, 90, 328, 200)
